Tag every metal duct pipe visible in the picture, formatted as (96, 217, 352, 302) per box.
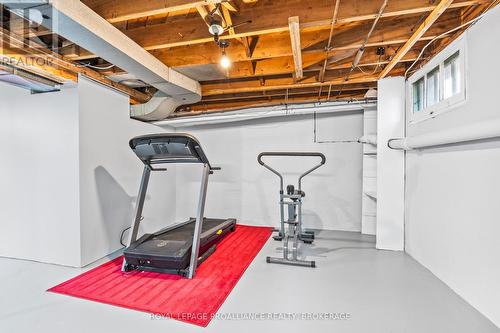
(388, 118, 500, 150)
(156, 101, 375, 127)
(130, 93, 184, 121)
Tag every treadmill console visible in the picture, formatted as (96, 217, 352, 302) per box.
(130, 133, 211, 166)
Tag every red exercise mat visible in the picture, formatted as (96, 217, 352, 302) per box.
(48, 225, 272, 327)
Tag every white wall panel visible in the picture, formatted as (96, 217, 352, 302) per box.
(78, 77, 176, 266)
(0, 83, 81, 266)
(165, 111, 364, 232)
(377, 77, 405, 250)
(404, 6, 500, 328)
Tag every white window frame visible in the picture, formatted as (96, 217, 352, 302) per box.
(407, 36, 467, 123)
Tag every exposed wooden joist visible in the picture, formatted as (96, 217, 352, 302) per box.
(217, 45, 422, 79)
(148, 10, 460, 69)
(68, 34, 441, 81)
(82, 0, 225, 24)
(196, 5, 216, 28)
(68, 4, 464, 63)
(201, 83, 377, 102)
(221, 4, 235, 35)
(202, 73, 381, 96)
(0, 46, 76, 83)
(319, 0, 341, 82)
(0, 28, 150, 104)
(378, 0, 454, 78)
(221, 1, 239, 12)
(345, 0, 388, 81)
(176, 90, 367, 115)
(120, 0, 482, 51)
(288, 16, 303, 79)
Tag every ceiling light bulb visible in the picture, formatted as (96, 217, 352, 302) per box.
(209, 23, 224, 36)
(220, 54, 231, 69)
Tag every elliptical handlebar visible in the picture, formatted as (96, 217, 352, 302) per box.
(258, 152, 326, 165)
(257, 152, 326, 191)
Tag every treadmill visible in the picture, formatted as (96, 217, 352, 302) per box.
(122, 133, 236, 278)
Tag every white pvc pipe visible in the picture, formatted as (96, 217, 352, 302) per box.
(156, 102, 376, 127)
(388, 118, 500, 150)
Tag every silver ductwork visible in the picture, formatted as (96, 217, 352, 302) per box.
(130, 93, 185, 121)
(6, 0, 201, 121)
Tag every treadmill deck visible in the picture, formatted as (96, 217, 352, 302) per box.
(123, 218, 236, 274)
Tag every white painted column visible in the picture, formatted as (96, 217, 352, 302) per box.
(376, 77, 405, 250)
(361, 105, 377, 235)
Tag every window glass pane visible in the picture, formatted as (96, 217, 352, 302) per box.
(412, 78, 424, 113)
(444, 51, 460, 99)
(426, 67, 440, 107)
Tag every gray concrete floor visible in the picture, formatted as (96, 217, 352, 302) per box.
(0, 230, 498, 333)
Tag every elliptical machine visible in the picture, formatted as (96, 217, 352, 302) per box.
(258, 152, 326, 268)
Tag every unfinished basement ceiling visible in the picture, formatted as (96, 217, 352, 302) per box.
(0, 0, 498, 117)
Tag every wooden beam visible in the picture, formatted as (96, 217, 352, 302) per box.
(24, 29, 53, 39)
(217, 45, 422, 79)
(82, 0, 225, 24)
(221, 5, 235, 35)
(149, 10, 459, 68)
(319, 0, 341, 82)
(59, 44, 81, 58)
(0, 28, 150, 104)
(200, 63, 407, 96)
(202, 72, 380, 96)
(196, 5, 212, 27)
(222, 1, 239, 12)
(120, 0, 481, 51)
(176, 91, 367, 115)
(345, 0, 388, 81)
(201, 83, 376, 102)
(239, 36, 259, 58)
(379, 0, 454, 78)
(288, 16, 303, 79)
(0, 47, 76, 83)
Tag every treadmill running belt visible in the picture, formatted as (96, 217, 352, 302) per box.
(123, 218, 236, 274)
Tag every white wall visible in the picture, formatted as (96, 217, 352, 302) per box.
(0, 77, 177, 267)
(166, 110, 363, 232)
(377, 77, 405, 250)
(404, 6, 500, 328)
(78, 77, 176, 266)
(0, 83, 81, 266)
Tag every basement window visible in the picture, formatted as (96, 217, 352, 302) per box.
(408, 37, 466, 123)
(412, 78, 424, 113)
(444, 51, 461, 99)
(426, 67, 440, 107)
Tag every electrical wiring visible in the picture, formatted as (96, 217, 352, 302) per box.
(120, 227, 131, 247)
(357, 64, 380, 75)
(357, 54, 382, 76)
(405, 4, 495, 78)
